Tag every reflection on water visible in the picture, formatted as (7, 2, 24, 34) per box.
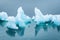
(0, 20, 7, 27)
(3, 21, 60, 37)
(6, 27, 25, 37)
(0, 21, 60, 40)
(35, 21, 60, 36)
(6, 28, 16, 37)
(16, 27, 25, 36)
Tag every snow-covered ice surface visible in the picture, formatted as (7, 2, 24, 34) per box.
(33, 8, 60, 26)
(6, 16, 18, 29)
(32, 8, 52, 24)
(0, 7, 32, 29)
(0, 12, 8, 21)
(0, 12, 18, 29)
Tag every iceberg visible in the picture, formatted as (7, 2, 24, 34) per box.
(16, 7, 32, 27)
(32, 8, 52, 24)
(0, 7, 60, 30)
(52, 15, 60, 25)
(32, 7, 44, 24)
(0, 12, 8, 26)
(6, 16, 18, 29)
(0, 12, 8, 21)
(33, 7, 60, 26)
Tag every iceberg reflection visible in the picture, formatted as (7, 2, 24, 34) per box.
(0, 7, 60, 37)
(6, 28, 16, 37)
(5, 22, 60, 37)
(35, 21, 60, 36)
(16, 27, 25, 36)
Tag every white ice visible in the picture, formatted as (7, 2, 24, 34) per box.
(33, 8, 52, 24)
(16, 7, 31, 27)
(0, 12, 8, 21)
(6, 16, 18, 29)
(52, 15, 60, 25)
(33, 7, 60, 25)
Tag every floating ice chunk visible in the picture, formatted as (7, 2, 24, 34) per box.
(33, 8, 53, 24)
(33, 8, 45, 24)
(17, 7, 31, 23)
(0, 12, 8, 21)
(34, 7, 60, 25)
(6, 22, 18, 29)
(16, 7, 31, 27)
(6, 16, 18, 29)
(7, 16, 16, 23)
(52, 15, 60, 25)
(15, 18, 26, 28)
(33, 8, 44, 24)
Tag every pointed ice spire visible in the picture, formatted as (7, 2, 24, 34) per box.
(32, 7, 44, 24)
(17, 7, 24, 17)
(16, 7, 31, 27)
(35, 7, 43, 17)
(17, 7, 31, 23)
(33, 7, 53, 24)
(34, 7, 60, 25)
(32, 8, 43, 21)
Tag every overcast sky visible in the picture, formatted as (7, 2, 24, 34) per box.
(0, 0, 60, 17)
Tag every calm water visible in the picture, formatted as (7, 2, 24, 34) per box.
(0, 22, 60, 40)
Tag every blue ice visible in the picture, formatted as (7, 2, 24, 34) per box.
(33, 7, 60, 26)
(0, 7, 60, 30)
(16, 7, 32, 28)
(52, 15, 60, 25)
(0, 12, 8, 21)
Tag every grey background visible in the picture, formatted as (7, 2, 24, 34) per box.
(0, 0, 60, 17)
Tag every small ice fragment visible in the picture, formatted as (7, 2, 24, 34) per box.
(0, 12, 8, 21)
(6, 16, 18, 29)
